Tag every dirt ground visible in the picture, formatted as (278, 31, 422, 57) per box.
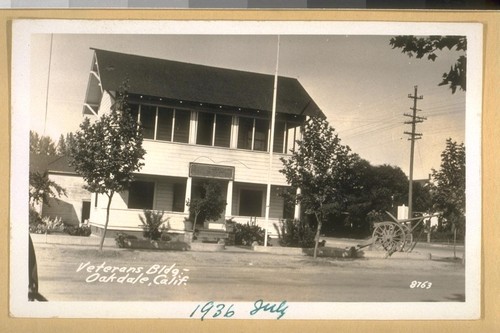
(32, 242, 465, 303)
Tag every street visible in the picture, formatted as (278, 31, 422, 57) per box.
(32, 241, 465, 303)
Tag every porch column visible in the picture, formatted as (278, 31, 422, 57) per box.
(294, 187, 301, 220)
(225, 180, 233, 217)
(184, 176, 192, 214)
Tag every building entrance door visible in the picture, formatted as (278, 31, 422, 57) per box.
(81, 201, 91, 224)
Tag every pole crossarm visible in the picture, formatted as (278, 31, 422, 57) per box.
(404, 85, 425, 218)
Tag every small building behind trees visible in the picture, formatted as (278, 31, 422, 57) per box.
(30, 153, 91, 226)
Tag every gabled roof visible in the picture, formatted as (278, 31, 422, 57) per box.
(47, 155, 76, 174)
(30, 154, 76, 175)
(29, 153, 57, 174)
(92, 49, 324, 118)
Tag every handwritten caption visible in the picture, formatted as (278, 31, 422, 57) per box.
(76, 262, 189, 286)
(190, 300, 288, 320)
(409, 280, 432, 289)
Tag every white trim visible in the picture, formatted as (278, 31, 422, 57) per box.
(171, 109, 176, 142)
(184, 177, 192, 214)
(212, 113, 217, 146)
(251, 118, 256, 150)
(83, 103, 98, 116)
(188, 110, 197, 144)
(231, 116, 238, 149)
(153, 106, 158, 140)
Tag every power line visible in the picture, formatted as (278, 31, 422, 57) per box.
(340, 116, 403, 138)
(43, 34, 54, 136)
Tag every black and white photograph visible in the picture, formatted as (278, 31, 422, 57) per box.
(10, 20, 482, 320)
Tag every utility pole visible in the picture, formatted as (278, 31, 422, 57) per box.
(404, 85, 425, 218)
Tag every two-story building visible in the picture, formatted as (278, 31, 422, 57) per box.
(83, 49, 324, 236)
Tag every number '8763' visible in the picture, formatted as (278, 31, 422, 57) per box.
(410, 281, 432, 289)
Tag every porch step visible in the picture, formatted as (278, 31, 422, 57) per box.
(196, 229, 233, 244)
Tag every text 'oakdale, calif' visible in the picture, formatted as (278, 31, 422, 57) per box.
(76, 262, 189, 286)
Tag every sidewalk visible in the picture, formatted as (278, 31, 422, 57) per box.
(30, 233, 459, 260)
(30, 233, 116, 247)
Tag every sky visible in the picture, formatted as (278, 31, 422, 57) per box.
(29, 32, 466, 180)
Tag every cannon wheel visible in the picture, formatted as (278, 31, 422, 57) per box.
(371, 222, 407, 255)
(400, 223, 413, 252)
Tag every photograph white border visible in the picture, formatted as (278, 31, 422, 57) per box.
(10, 19, 482, 320)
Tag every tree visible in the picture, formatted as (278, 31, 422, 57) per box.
(29, 131, 67, 217)
(69, 81, 146, 251)
(280, 117, 357, 258)
(412, 181, 432, 214)
(56, 134, 66, 156)
(389, 36, 467, 93)
(29, 171, 66, 207)
(429, 139, 465, 257)
(186, 180, 226, 234)
(343, 161, 410, 237)
(55, 133, 76, 156)
(30, 131, 57, 156)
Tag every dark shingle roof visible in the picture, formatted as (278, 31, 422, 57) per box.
(30, 154, 76, 174)
(93, 49, 324, 118)
(29, 153, 56, 173)
(47, 156, 76, 174)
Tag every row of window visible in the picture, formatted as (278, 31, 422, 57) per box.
(128, 181, 185, 212)
(129, 103, 301, 154)
(126, 180, 294, 218)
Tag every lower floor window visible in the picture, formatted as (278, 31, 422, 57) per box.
(128, 181, 155, 209)
(239, 189, 263, 217)
(172, 183, 186, 212)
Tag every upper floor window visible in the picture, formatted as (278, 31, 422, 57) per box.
(130, 103, 190, 143)
(173, 109, 190, 143)
(140, 105, 156, 139)
(214, 114, 232, 148)
(128, 100, 300, 154)
(237, 117, 269, 152)
(273, 120, 301, 154)
(196, 112, 232, 148)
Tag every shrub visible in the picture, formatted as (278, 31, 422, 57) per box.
(234, 222, 270, 246)
(139, 210, 169, 240)
(225, 218, 236, 233)
(43, 216, 65, 233)
(29, 222, 47, 234)
(28, 209, 91, 236)
(29, 206, 42, 225)
(66, 225, 92, 237)
(115, 232, 138, 248)
(29, 214, 66, 234)
(160, 232, 172, 242)
(29, 207, 46, 234)
(274, 219, 316, 248)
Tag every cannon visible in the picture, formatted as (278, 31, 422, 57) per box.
(358, 211, 440, 258)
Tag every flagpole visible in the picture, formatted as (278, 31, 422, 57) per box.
(264, 35, 280, 247)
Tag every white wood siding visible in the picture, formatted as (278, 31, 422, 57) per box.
(90, 208, 187, 231)
(140, 140, 289, 185)
(43, 174, 91, 226)
(100, 91, 113, 114)
(270, 186, 285, 219)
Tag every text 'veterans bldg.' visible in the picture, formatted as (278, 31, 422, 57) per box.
(83, 49, 325, 237)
